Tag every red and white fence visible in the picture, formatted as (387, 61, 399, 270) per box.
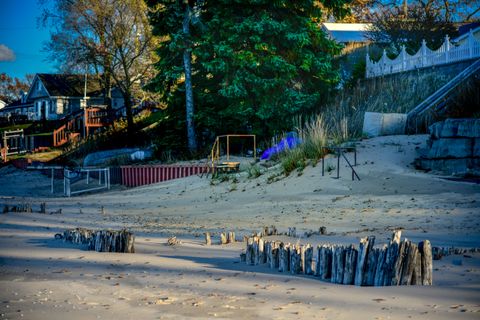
(120, 164, 209, 187)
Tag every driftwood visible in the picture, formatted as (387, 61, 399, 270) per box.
(167, 236, 179, 245)
(243, 230, 433, 287)
(61, 228, 135, 253)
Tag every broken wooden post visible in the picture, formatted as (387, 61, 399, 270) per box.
(355, 236, 375, 286)
(258, 237, 266, 264)
(246, 237, 254, 265)
(373, 245, 388, 286)
(279, 242, 290, 272)
(39, 202, 46, 214)
(204, 232, 211, 245)
(343, 244, 357, 285)
(220, 232, 227, 245)
(227, 231, 236, 243)
(304, 244, 314, 275)
(316, 244, 332, 280)
(399, 241, 418, 285)
(376, 230, 402, 286)
(391, 239, 408, 286)
(269, 241, 280, 269)
(331, 245, 345, 284)
(62, 228, 134, 253)
(412, 249, 422, 285)
(290, 245, 302, 274)
(419, 240, 433, 285)
(365, 247, 380, 286)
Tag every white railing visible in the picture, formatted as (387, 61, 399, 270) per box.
(64, 167, 110, 197)
(366, 29, 480, 78)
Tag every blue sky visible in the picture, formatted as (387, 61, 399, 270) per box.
(0, 0, 56, 80)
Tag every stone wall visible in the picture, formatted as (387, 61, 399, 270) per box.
(416, 118, 480, 176)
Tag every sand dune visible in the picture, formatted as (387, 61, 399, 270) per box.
(1, 134, 479, 319)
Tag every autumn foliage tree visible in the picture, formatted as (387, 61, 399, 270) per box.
(41, 0, 157, 136)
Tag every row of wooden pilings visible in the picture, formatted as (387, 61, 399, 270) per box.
(243, 231, 433, 286)
(120, 164, 208, 187)
(60, 228, 135, 253)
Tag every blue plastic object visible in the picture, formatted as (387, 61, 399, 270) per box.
(261, 132, 301, 160)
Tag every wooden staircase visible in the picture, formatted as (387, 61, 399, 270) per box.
(406, 58, 480, 131)
(53, 107, 115, 147)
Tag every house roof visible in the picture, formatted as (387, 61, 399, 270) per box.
(36, 73, 104, 97)
(321, 23, 372, 43)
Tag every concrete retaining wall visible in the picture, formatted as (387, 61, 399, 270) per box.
(416, 118, 480, 175)
(363, 112, 407, 137)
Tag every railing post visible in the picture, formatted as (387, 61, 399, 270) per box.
(381, 49, 388, 75)
(421, 39, 427, 67)
(401, 45, 407, 71)
(445, 35, 450, 64)
(365, 53, 370, 78)
(468, 29, 474, 59)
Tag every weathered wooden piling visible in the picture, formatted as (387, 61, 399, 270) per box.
(279, 243, 290, 272)
(316, 244, 332, 280)
(343, 245, 358, 285)
(204, 232, 211, 245)
(220, 232, 227, 245)
(304, 244, 314, 275)
(331, 245, 345, 284)
(419, 240, 433, 285)
(62, 228, 134, 253)
(227, 231, 236, 243)
(290, 245, 302, 274)
(242, 230, 432, 287)
(355, 236, 375, 286)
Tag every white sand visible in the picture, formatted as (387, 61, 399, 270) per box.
(1, 134, 479, 319)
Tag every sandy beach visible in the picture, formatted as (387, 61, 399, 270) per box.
(1, 134, 479, 319)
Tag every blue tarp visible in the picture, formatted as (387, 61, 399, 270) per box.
(261, 133, 301, 160)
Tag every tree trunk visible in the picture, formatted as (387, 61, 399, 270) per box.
(123, 92, 134, 139)
(183, 3, 197, 153)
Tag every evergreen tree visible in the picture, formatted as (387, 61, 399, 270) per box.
(148, 0, 350, 150)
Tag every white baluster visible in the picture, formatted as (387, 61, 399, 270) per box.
(421, 39, 427, 67)
(445, 35, 450, 63)
(468, 29, 474, 59)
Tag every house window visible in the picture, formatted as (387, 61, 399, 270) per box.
(50, 101, 55, 113)
(37, 81, 42, 91)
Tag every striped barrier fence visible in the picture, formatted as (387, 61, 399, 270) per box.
(120, 164, 209, 187)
